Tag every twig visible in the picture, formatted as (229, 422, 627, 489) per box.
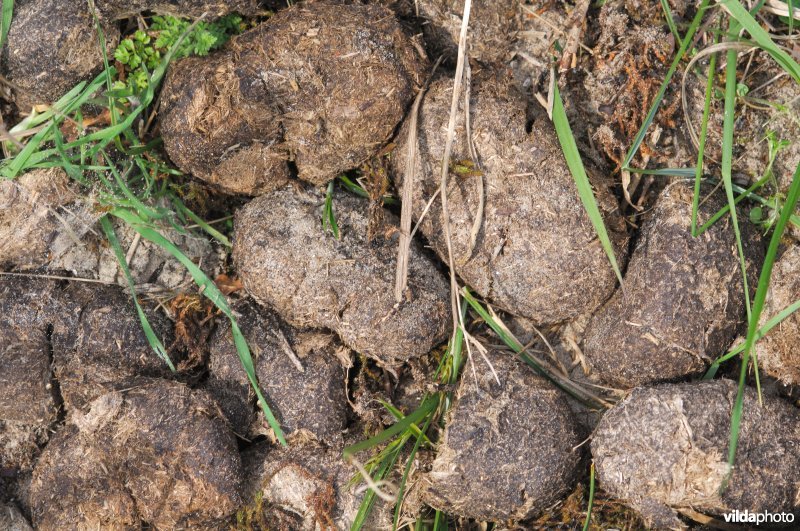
(394, 56, 443, 302)
(439, 0, 473, 335)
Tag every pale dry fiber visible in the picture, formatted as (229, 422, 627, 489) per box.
(29, 379, 242, 530)
(240, 434, 394, 530)
(97, 0, 262, 20)
(234, 184, 450, 368)
(0, 0, 120, 110)
(582, 181, 763, 389)
(0, 168, 219, 291)
(390, 68, 628, 325)
(422, 349, 583, 522)
(206, 298, 348, 444)
(415, 0, 520, 63)
(748, 244, 800, 385)
(592, 380, 800, 529)
(160, 0, 428, 194)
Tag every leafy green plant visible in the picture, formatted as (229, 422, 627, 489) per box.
(113, 14, 245, 93)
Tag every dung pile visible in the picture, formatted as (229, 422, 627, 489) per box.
(160, 0, 428, 194)
(582, 181, 763, 388)
(390, 67, 628, 324)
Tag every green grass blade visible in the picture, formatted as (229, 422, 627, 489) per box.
(392, 411, 435, 530)
(621, 0, 712, 170)
(173, 199, 232, 247)
(323, 180, 340, 239)
(691, 30, 720, 237)
(551, 83, 622, 285)
(726, 161, 800, 475)
(109, 208, 287, 446)
(660, 0, 682, 43)
(461, 287, 608, 409)
(99, 216, 175, 371)
(582, 463, 596, 531)
(0, 0, 13, 50)
(350, 444, 405, 531)
(344, 395, 440, 457)
(719, 0, 800, 82)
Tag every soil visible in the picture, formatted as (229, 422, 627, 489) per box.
(390, 66, 629, 325)
(422, 348, 584, 522)
(592, 379, 800, 529)
(582, 180, 764, 389)
(29, 379, 242, 530)
(160, 0, 428, 194)
(1, 0, 120, 110)
(233, 183, 450, 369)
(206, 298, 348, 444)
(0, 503, 32, 531)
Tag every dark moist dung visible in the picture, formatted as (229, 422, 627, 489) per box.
(233, 184, 450, 368)
(421, 349, 583, 522)
(206, 298, 348, 444)
(1, 0, 120, 110)
(96, 0, 262, 20)
(51, 283, 178, 412)
(592, 380, 800, 529)
(0, 278, 64, 473)
(582, 180, 763, 389)
(414, 0, 520, 63)
(390, 67, 628, 325)
(29, 379, 242, 530)
(159, 0, 428, 194)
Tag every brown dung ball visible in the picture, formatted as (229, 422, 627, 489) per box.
(97, 0, 262, 20)
(582, 181, 763, 389)
(29, 379, 242, 530)
(206, 298, 348, 444)
(1, 0, 119, 110)
(160, 0, 428, 194)
(233, 184, 450, 368)
(750, 243, 800, 385)
(416, 0, 520, 63)
(51, 283, 178, 412)
(422, 349, 584, 522)
(390, 67, 628, 325)
(592, 379, 800, 529)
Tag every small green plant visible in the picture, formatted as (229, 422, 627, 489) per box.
(113, 14, 245, 93)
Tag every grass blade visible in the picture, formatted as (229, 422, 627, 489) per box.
(582, 463, 596, 531)
(719, 0, 800, 82)
(551, 82, 622, 285)
(392, 412, 435, 530)
(0, 0, 12, 50)
(99, 216, 175, 371)
(322, 180, 340, 239)
(726, 161, 800, 475)
(109, 208, 287, 446)
(344, 396, 440, 457)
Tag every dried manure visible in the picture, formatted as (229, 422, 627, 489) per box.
(592, 380, 800, 529)
(1, 0, 119, 110)
(206, 298, 348, 444)
(160, 0, 427, 194)
(422, 349, 583, 522)
(29, 379, 242, 530)
(390, 68, 628, 324)
(234, 184, 450, 368)
(583, 181, 763, 388)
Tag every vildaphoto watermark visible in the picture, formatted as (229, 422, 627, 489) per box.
(722, 510, 795, 525)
